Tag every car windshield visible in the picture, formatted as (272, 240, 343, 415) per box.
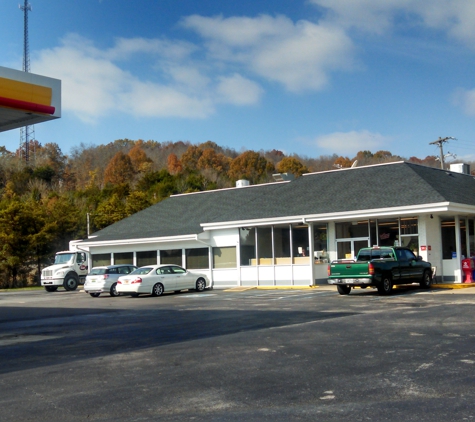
(131, 267, 153, 275)
(89, 268, 107, 275)
(54, 253, 74, 264)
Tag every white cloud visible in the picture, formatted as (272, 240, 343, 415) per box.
(216, 74, 263, 105)
(452, 88, 475, 116)
(181, 14, 357, 92)
(32, 34, 219, 122)
(314, 130, 389, 155)
(310, 0, 475, 44)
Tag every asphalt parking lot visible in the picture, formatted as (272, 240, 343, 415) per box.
(1, 285, 475, 421)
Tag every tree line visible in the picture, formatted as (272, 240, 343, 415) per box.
(0, 137, 453, 288)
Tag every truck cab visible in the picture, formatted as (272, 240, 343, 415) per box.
(41, 251, 88, 292)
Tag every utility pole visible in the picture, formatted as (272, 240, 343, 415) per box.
(19, 0, 35, 164)
(429, 136, 456, 169)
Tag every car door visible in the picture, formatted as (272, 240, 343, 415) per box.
(404, 249, 425, 281)
(156, 266, 177, 291)
(171, 266, 193, 290)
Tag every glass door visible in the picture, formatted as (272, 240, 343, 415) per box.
(336, 238, 369, 260)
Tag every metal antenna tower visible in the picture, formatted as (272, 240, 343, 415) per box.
(429, 136, 456, 170)
(19, 0, 35, 164)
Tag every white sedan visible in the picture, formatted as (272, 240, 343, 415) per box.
(116, 264, 210, 297)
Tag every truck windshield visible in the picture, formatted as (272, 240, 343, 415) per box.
(54, 253, 74, 264)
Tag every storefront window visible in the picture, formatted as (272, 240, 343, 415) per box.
(137, 250, 157, 267)
(114, 252, 133, 265)
(92, 253, 111, 267)
(160, 249, 182, 265)
(240, 228, 256, 266)
(257, 227, 273, 265)
(336, 221, 369, 238)
(273, 225, 291, 265)
(213, 247, 237, 268)
(441, 218, 456, 259)
(186, 248, 209, 269)
(314, 224, 328, 263)
(292, 224, 309, 264)
(377, 218, 399, 246)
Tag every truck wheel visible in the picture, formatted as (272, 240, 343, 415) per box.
(337, 285, 351, 295)
(377, 274, 393, 295)
(45, 286, 58, 292)
(63, 273, 79, 291)
(420, 270, 432, 289)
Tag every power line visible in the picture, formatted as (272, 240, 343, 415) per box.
(429, 136, 456, 169)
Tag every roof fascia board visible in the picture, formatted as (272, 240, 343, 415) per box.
(78, 234, 198, 248)
(201, 202, 454, 230)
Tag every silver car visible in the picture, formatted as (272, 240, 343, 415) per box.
(84, 264, 137, 297)
(116, 264, 209, 297)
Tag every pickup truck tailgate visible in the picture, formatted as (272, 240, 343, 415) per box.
(328, 261, 370, 277)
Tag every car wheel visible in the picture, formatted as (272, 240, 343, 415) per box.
(377, 274, 393, 295)
(63, 274, 79, 291)
(89, 293, 100, 298)
(337, 285, 351, 295)
(195, 278, 206, 292)
(420, 270, 432, 289)
(45, 286, 58, 292)
(110, 283, 120, 297)
(152, 283, 164, 297)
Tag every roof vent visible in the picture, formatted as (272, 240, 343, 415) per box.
(449, 163, 470, 174)
(272, 173, 294, 182)
(236, 179, 250, 188)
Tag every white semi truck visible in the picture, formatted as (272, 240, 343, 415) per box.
(41, 251, 88, 292)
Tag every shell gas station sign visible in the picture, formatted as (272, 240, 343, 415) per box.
(0, 66, 61, 133)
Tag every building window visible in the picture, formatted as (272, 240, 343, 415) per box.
(240, 228, 256, 266)
(213, 247, 237, 269)
(161, 249, 182, 265)
(336, 221, 369, 238)
(274, 225, 291, 265)
(92, 253, 111, 267)
(257, 227, 273, 265)
(137, 250, 157, 267)
(114, 252, 133, 265)
(377, 218, 399, 246)
(314, 224, 328, 263)
(292, 224, 309, 264)
(186, 248, 209, 269)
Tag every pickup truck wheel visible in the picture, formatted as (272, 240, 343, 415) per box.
(337, 285, 351, 295)
(45, 286, 58, 292)
(420, 270, 432, 289)
(63, 274, 79, 291)
(378, 274, 393, 295)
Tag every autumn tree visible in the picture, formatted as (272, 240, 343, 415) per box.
(104, 152, 135, 185)
(167, 153, 183, 175)
(276, 156, 309, 177)
(128, 144, 153, 173)
(333, 156, 352, 168)
(181, 145, 203, 171)
(228, 151, 274, 184)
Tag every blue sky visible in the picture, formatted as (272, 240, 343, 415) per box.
(1, 0, 474, 162)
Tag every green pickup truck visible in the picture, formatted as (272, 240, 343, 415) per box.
(327, 246, 432, 295)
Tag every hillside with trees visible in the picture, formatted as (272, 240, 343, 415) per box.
(0, 138, 462, 287)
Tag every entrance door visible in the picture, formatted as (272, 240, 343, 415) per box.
(336, 238, 369, 260)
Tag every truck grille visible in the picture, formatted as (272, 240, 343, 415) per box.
(42, 270, 53, 277)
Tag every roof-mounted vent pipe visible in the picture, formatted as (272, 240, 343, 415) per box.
(236, 179, 250, 188)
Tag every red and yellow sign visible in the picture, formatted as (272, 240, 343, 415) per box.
(0, 76, 55, 115)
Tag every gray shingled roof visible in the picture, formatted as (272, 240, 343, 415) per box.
(82, 162, 475, 243)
